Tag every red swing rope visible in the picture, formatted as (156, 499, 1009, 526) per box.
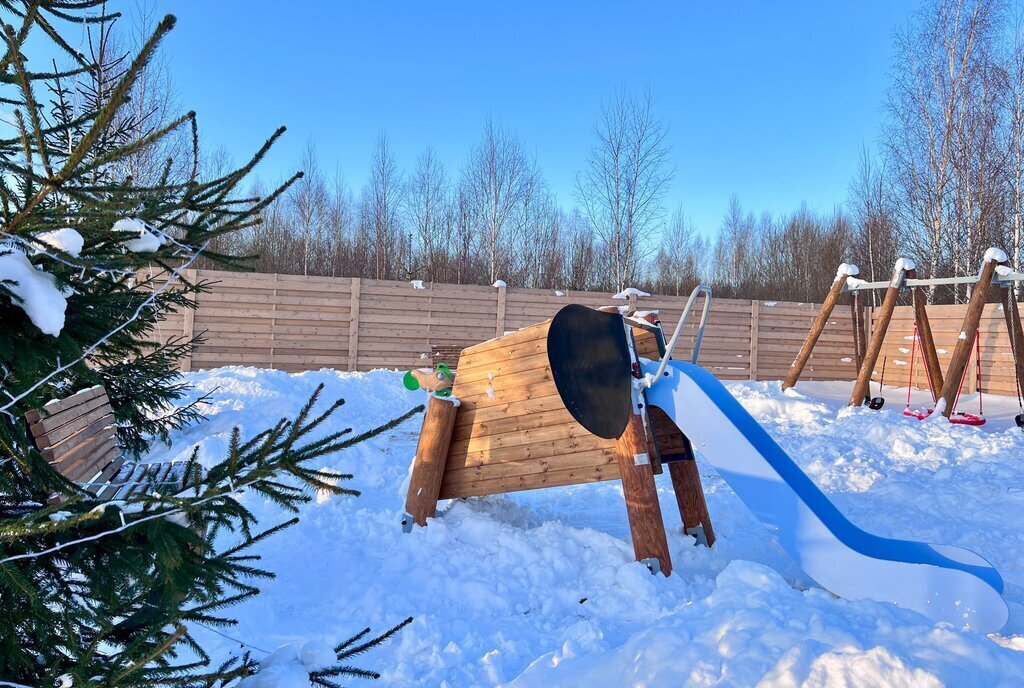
(950, 331, 983, 417)
(905, 322, 939, 410)
(906, 323, 984, 419)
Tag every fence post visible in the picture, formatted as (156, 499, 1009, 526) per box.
(495, 284, 507, 337)
(348, 277, 361, 372)
(269, 273, 278, 370)
(180, 268, 197, 372)
(749, 300, 759, 380)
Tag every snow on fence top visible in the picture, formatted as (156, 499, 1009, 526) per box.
(612, 287, 651, 299)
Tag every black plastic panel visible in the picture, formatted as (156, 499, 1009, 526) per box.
(547, 305, 633, 440)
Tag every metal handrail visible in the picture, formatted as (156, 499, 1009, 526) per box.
(645, 284, 712, 387)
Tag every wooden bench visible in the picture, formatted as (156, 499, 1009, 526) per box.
(430, 344, 464, 370)
(26, 386, 197, 501)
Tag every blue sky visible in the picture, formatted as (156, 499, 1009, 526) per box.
(159, 1, 918, 238)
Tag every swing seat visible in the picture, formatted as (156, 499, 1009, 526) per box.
(901, 406, 986, 426)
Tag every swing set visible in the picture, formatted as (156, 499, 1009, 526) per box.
(783, 248, 1024, 429)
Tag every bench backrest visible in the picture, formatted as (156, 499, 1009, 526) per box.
(25, 386, 122, 486)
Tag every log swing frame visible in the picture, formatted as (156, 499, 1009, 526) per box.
(784, 248, 1024, 424)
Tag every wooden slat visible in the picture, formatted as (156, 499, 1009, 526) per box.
(25, 385, 105, 424)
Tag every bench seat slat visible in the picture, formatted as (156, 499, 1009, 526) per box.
(56, 436, 119, 484)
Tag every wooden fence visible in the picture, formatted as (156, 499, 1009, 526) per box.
(151, 268, 1024, 397)
(152, 269, 860, 382)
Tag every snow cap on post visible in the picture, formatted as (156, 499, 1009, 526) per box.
(834, 263, 859, 282)
(891, 258, 915, 287)
(492, 279, 507, 288)
(984, 247, 1008, 264)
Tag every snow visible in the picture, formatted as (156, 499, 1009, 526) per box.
(834, 263, 859, 279)
(0, 248, 67, 335)
(146, 368, 1024, 686)
(37, 228, 84, 257)
(113, 217, 166, 253)
(985, 247, 1009, 264)
(239, 640, 336, 688)
(493, 280, 507, 288)
(555, 290, 565, 297)
(410, 280, 425, 289)
(612, 287, 650, 299)
(895, 258, 917, 273)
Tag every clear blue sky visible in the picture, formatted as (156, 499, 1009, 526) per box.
(158, 1, 919, 238)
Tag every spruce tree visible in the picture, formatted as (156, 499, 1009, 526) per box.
(0, 3, 421, 685)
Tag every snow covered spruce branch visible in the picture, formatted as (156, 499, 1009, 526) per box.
(0, 391, 424, 565)
(0, 240, 209, 416)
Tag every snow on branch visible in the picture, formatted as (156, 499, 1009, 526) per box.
(0, 241, 209, 416)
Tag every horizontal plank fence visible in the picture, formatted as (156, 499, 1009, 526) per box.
(150, 268, 1024, 396)
(149, 269, 859, 382)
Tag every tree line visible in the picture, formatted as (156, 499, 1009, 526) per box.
(210, 0, 1022, 305)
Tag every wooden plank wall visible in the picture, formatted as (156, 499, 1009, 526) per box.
(145, 268, 1024, 396)
(148, 269, 863, 382)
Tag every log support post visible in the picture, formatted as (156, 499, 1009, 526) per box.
(638, 312, 715, 548)
(849, 260, 910, 406)
(938, 253, 1003, 418)
(910, 275, 944, 398)
(403, 396, 458, 528)
(850, 292, 867, 372)
(614, 411, 673, 575)
(1001, 286, 1024, 398)
(668, 459, 715, 547)
(783, 263, 858, 390)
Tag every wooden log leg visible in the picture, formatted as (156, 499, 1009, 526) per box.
(404, 396, 458, 527)
(1000, 287, 1024, 398)
(912, 284, 944, 398)
(668, 457, 716, 547)
(850, 293, 866, 372)
(849, 261, 909, 406)
(938, 256, 1001, 418)
(783, 265, 854, 390)
(614, 412, 673, 575)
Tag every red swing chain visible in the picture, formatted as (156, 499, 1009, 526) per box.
(905, 324, 984, 421)
(950, 331, 984, 418)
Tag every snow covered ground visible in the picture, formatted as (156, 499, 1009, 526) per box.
(145, 367, 1024, 686)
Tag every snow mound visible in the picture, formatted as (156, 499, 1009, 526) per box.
(493, 280, 507, 288)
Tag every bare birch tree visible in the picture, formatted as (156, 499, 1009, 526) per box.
(462, 118, 538, 283)
(576, 87, 672, 291)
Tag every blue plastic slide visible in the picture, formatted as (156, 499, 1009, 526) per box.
(642, 359, 1008, 633)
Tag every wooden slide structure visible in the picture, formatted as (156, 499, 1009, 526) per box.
(400, 294, 1009, 630)
(403, 300, 716, 576)
(784, 249, 1024, 423)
